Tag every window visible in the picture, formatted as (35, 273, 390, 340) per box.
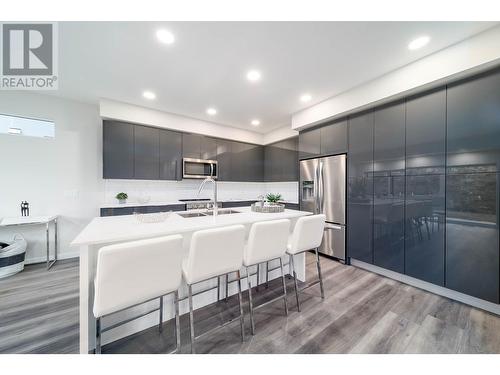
(0, 113, 55, 138)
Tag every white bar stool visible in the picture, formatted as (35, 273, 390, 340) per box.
(243, 219, 291, 335)
(93, 235, 184, 354)
(182, 225, 246, 353)
(287, 214, 326, 312)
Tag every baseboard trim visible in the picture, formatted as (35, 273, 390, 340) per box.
(351, 259, 500, 316)
(25, 251, 79, 265)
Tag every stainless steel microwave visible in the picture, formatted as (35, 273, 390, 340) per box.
(182, 158, 218, 179)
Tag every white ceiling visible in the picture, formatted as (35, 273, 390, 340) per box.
(55, 21, 498, 134)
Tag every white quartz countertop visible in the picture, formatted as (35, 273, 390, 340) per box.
(72, 206, 310, 247)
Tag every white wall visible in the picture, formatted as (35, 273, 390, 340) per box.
(262, 125, 298, 145)
(100, 99, 265, 145)
(292, 24, 500, 130)
(0, 92, 103, 263)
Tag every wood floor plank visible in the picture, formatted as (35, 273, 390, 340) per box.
(404, 315, 466, 354)
(349, 311, 420, 353)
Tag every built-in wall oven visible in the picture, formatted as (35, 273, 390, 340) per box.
(182, 158, 218, 179)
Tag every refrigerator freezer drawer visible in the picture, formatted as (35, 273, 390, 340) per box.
(319, 223, 346, 260)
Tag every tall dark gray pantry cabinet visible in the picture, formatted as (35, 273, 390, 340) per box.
(446, 71, 500, 303)
(305, 67, 500, 305)
(405, 89, 446, 286)
(347, 111, 374, 264)
(373, 102, 406, 273)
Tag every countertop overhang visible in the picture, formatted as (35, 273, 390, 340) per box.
(72, 206, 310, 247)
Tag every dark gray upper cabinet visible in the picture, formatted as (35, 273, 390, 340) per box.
(348, 111, 374, 178)
(299, 128, 321, 159)
(374, 102, 405, 175)
(406, 89, 446, 175)
(320, 119, 348, 156)
(347, 111, 374, 263)
(159, 129, 182, 180)
(249, 143, 264, 182)
(103, 120, 134, 179)
(405, 174, 445, 286)
(216, 139, 232, 181)
(265, 137, 298, 182)
(231, 141, 264, 182)
(447, 69, 500, 174)
(134, 125, 160, 180)
(201, 137, 217, 160)
(299, 121, 347, 160)
(182, 133, 217, 160)
(445, 172, 499, 303)
(182, 133, 201, 159)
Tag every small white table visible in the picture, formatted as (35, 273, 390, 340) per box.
(0, 215, 58, 269)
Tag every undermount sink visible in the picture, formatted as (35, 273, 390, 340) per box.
(204, 209, 241, 216)
(177, 209, 241, 218)
(177, 212, 208, 218)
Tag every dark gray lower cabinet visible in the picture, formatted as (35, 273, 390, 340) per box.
(405, 175, 445, 286)
(446, 172, 499, 303)
(100, 204, 186, 217)
(373, 175, 405, 273)
(348, 176, 374, 263)
(134, 125, 160, 180)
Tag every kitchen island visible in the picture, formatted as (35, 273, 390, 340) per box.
(72, 206, 311, 353)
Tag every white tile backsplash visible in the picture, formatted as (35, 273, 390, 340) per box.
(104, 179, 298, 205)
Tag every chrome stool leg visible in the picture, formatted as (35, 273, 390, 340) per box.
(265, 261, 269, 288)
(289, 254, 300, 312)
(246, 267, 256, 335)
(159, 296, 163, 332)
(279, 258, 289, 316)
(256, 264, 260, 291)
(225, 273, 229, 302)
(174, 291, 181, 353)
(315, 248, 325, 299)
(217, 276, 221, 301)
(95, 317, 101, 354)
(188, 284, 196, 354)
(237, 271, 245, 341)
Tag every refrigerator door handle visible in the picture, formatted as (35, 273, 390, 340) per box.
(319, 159, 324, 214)
(325, 224, 343, 230)
(313, 162, 319, 214)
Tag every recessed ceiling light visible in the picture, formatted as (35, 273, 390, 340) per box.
(8, 127, 22, 135)
(300, 94, 312, 103)
(156, 29, 175, 45)
(408, 36, 430, 50)
(251, 119, 260, 126)
(206, 107, 217, 116)
(143, 91, 156, 100)
(246, 70, 261, 82)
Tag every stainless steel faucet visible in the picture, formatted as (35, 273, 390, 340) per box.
(197, 176, 218, 216)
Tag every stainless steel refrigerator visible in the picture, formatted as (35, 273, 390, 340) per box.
(300, 154, 346, 260)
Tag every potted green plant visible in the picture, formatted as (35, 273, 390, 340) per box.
(116, 192, 128, 204)
(266, 193, 283, 205)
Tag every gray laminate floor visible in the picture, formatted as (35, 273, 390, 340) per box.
(1, 254, 500, 354)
